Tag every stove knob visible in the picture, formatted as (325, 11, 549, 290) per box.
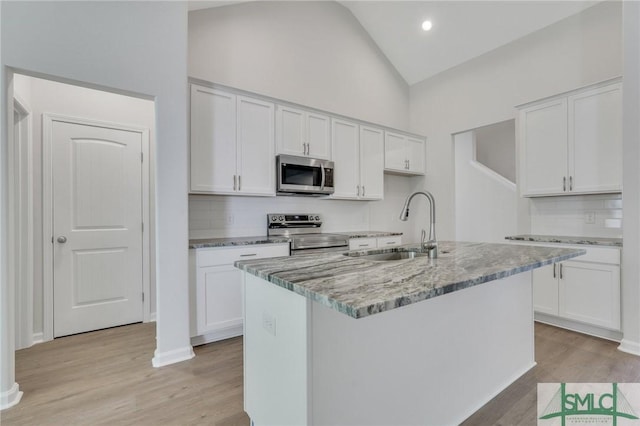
(271, 215, 278, 221)
(314, 215, 320, 221)
(279, 215, 284, 221)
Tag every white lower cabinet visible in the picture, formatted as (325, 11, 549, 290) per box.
(531, 244, 621, 335)
(190, 243, 289, 345)
(348, 235, 402, 251)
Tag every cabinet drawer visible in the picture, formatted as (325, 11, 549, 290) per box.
(349, 238, 377, 250)
(377, 236, 402, 247)
(569, 246, 620, 265)
(196, 243, 289, 267)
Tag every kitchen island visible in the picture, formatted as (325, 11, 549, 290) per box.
(235, 241, 584, 425)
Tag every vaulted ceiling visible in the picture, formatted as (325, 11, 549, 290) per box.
(189, 0, 601, 86)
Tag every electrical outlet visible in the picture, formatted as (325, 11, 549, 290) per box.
(226, 214, 234, 225)
(585, 211, 596, 224)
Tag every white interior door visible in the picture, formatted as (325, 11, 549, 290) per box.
(52, 119, 143, 337)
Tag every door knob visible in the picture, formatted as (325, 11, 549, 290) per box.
(57, 236, 67, 243)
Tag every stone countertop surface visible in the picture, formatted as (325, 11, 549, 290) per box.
(235, 241, 585, 319)
(189, 236, 291, 249)
(340, 231, 403, 239)
(505, 234, 622, 247)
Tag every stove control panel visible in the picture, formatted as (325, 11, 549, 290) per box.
(267, 213, 323, 235)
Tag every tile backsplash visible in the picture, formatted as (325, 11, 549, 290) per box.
(529, 193, 622, 238)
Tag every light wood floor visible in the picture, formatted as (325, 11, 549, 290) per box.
(3, 322, 640, 425)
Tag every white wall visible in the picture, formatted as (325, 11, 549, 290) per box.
(474, 120, 516, 183)
(620, 1, 640, 356)
(1, 0, 192, 377)
(454, 131, 517, 243)
(189, 1, 409, 130)
(188, 1, 419, 242)
(409, 1, 622, 240)
(13, 75, 157, 338)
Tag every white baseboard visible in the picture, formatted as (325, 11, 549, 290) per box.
(618, 339, 640, 356)
(191, 325, 243, 346)
(32, 332, 44, 345)
(152, 346, 195, 368)
(534, 313, 623, 342)
(1, 383, 23, 410)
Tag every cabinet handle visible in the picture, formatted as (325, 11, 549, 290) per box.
(240, 253, 257, 257)
(359, 244, 368, 247)
(386, 241, 395, 245)
(357, 185, 360, 196)
(238, 175, 241, 191)
(233, 175, 237, 191)
(559, 263, 563, 279)
(407, 160, 410, 170)
(563, 176, 566, 191)
(362, 186, 366, 197)
(569, 176, 573, 191)
(553, 263, 556, 278)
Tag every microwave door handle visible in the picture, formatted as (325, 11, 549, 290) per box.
(320, 164, 325, 190)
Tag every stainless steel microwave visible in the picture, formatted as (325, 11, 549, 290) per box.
(276, 155, 335, 196)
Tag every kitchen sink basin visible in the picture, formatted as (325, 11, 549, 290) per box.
(344, 248, 429, 261)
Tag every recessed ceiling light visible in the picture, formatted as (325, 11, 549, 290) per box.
(422, 20, 433, 32)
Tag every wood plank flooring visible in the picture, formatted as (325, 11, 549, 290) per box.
(2, 322, 640, 425)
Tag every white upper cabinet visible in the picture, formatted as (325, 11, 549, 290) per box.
(190, 84, 275, 196)
(569, 83, 622, 194)
(519, 80, 622, 197)
(331, 118, 359, 199)
(384, 131, 426, 175)
(331, 120, 384, 200)
(236, 96, 276, 196)
(359, 126, 384, 200)
(190, 86, 237, 193)
(276, 105, 331, 160)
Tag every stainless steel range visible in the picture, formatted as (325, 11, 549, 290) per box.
(267, 213, 349, 255)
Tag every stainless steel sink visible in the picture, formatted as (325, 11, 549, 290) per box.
(344, 249, 428, 261)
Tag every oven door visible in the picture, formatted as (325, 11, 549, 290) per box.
(277, 155, 334, 195)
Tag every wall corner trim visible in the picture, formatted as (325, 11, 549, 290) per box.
(152, 346, 195, 368)
(0, 383, 23, 410)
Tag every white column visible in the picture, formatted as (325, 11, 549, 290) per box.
(619, 2, 640, 356)
(1, 64, 23, 410)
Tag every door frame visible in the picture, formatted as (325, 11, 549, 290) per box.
(11, 96, 34, 349)
(42, 113, 151, 341)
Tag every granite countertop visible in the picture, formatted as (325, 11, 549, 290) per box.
(189, 236, 291, 249)
(340, 231, 403, 239)
(505, 234, 622, 247)
(235, 241, 584, 319)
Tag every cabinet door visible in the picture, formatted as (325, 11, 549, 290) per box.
(569, 83, 622, 194)
(406, 137, 426, 174)
(307, 112, 331, 160)
(359, 126, 384, 200)
(559, 261, 620, 330)
(384, 131, 407, 172)
(532, 263, 559, 316)
(331, 118, 359, 199)
(276, 105, 305, 156)
(190, 85, 236, 193)
(237, 96, 275, 196)
(520, 98, 568, 196)
(197, 265, 243, 336)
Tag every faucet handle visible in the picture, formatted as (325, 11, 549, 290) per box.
(421, 229, 426, 245)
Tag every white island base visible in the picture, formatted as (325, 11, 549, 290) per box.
(244, 271, 534, 426)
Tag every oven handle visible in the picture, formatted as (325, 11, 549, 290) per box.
(320, 164, 326, 191)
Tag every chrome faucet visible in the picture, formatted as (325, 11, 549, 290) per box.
(399, 191, 438, 258)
